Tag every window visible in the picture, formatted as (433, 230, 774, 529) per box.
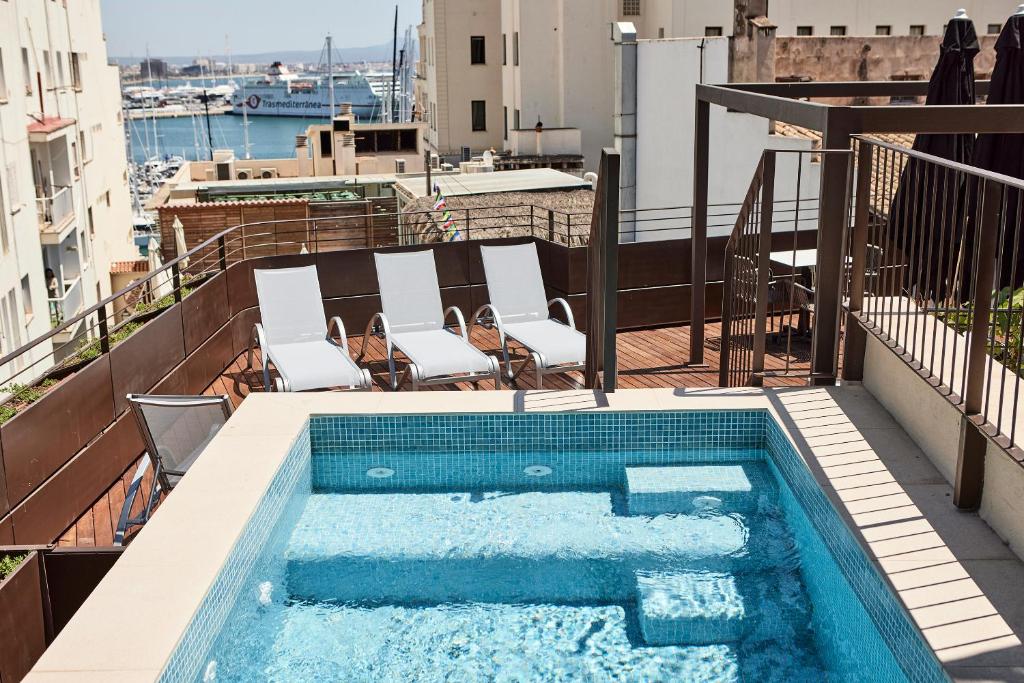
(0, 49, 7, 100)
(43, 51, 52, 88)
(5, 163, 18, 207)
(0, 180, 9, 253)
(514, 108, 520, 131)
(796, 26, 813, 36)
(705, 26, 723, 37)
(830, 26, 847, 36)
(71, 141, 79, 177)
(988, 23, 1002, 34)
(909, 25, 925, 36)
(20, 276, 32, 321)
(70, 51, 82, 89)
(470, 36, 486, 64)
(471, 100, 486, 132)
(622, 0, 640, 16)
(658, 27, 665, 38)
(503, 106, 508, 140)
(513, 32, 519, 66)
(79, 229, 89, 264)
(502, 33, 507, 65)
(319, 130, 332, 157)
(55, 50, 63, 86)
(875, 25, 891, 35)
(21, 48, 31, 95)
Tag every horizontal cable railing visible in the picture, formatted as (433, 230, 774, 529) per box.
(0, 203, 597, 409)
(850, 135, 1024, 453)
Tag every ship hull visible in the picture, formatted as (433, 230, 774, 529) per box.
(232, 86, 380, 119)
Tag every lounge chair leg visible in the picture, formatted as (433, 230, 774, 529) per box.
(532, 352, 544, 389)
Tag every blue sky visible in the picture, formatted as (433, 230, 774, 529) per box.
(99, 0, 421, 58)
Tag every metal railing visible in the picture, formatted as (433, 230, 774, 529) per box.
(47, 277, 82, 328)
(0, 204, 595, 393)
(35, 186, 73, 228)
(718, 149, 852, 387)
(847, 136, 1024, 489)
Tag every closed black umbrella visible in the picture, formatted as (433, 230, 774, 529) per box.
(974, 8, 1024, 288)
(889, 12, 979, 301)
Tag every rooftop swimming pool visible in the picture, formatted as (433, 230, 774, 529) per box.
(162, 411, 947, 682)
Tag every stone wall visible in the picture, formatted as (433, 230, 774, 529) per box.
(773, 35, 999, 104)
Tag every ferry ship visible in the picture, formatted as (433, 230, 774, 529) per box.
(231, 62, 381, 119)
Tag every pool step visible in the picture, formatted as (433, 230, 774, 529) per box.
(635, 571, 749, 646)
(625, 465, 771, 516)
(284, 491, 784, 603)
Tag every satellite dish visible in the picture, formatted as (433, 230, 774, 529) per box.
(953, 8, 969, 19)
(482, 150, 493, 165)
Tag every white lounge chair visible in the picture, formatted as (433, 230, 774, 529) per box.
(247, 265, 372, 392)
(472, 242, 585, 387)
(360, 249, 501, 390)
(115, 394, 232, 544)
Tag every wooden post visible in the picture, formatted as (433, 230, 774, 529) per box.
(690, 98, 710, 365)
(955, 179, 1002, 509)
(584, 148, 620, 391)
(842, 141, 873, 381)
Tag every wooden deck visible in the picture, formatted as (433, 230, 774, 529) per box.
(58, 322, 811, 547)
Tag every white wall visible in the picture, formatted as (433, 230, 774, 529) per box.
(632, 36, 821, 242)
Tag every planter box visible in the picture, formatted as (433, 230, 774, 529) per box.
(0, 549, 46, 682)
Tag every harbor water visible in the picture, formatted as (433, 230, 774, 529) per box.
(126, 114, 324, 163)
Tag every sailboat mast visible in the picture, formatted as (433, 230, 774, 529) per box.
(242, 77, 251, 159)
(390, 5, 398, 123)
(327, 34, 335, 120)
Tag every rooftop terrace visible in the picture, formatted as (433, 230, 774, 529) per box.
(5, 79, 1024, 682)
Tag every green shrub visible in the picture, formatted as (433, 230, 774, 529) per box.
(0, 553, 26, 580)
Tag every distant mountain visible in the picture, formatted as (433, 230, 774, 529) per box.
(111, 41, 406, 66)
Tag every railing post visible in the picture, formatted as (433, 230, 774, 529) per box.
(547, 209, 555, 242)
(172, 262, 182, 304)
(97, 303, 110, 354)
(217, 236, 227, 271)
(466, 208, 471, 241)
(955, 179, 1002, 509)
(718, 251, 734, 387)
(750, 151, 776, 386)
(842, 141, 873, 381)
(812, 111, 855, 384)
(690, 96, 710, 365)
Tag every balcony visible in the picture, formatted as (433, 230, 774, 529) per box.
(47, 277, 82, 328)
(35, 187, 75, 244)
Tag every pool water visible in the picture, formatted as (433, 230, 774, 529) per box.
(167, 412, 947, 683)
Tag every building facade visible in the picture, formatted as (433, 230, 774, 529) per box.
(0, 0, 138, 377)
(420, 0, 1021, 170)
(417, 0, 504, 157)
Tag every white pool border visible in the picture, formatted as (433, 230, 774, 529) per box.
(26, 387, 1024, 681)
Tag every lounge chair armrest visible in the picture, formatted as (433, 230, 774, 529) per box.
(548, 298, 577, 330)
(359, 312, 393, 360)
(470, 304, 507, 346)
(443, 306, 469, 341)
(327, 316, 349, 352)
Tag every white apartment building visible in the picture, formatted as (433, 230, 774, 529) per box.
(420, 0, 1021, 171)
(417, 0, 504, 157)
(0, 0, 136, 378)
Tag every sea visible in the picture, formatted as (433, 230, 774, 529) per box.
(125, 113, 325, 164)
